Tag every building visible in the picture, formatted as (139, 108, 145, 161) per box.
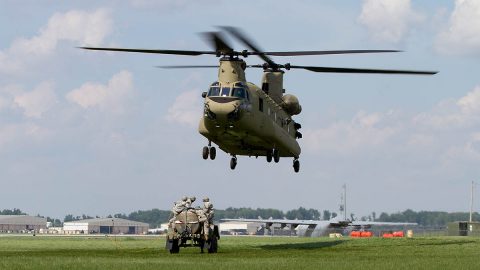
(63, 218, 149, 235)
(219, 221, 261, 235)
(447, 221, 480, 236)
(0, 215, 47, 233)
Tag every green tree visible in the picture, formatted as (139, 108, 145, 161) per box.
(0, 208, 25, 215)
(323, 210, 331, 220)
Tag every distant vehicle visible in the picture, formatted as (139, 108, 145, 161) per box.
(166, 209, 220, 254)
(222, 217, 417, 237)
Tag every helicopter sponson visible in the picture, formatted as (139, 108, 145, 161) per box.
(281, 94, 302, 115)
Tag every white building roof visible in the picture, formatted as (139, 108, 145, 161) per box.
(64, 217, 148, 227)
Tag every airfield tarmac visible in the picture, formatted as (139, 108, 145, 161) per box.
(0, 235, 479, 270)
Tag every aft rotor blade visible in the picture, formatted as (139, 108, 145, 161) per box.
(219, 26, 278, 67)
(262, 50, 401, 56)
(289, 65, 438, 75)
(79, 47, 216, 56)
(157, 65, 219, 69)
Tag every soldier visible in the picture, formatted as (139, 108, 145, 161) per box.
(202, 197, 212, 210)
(169, 196, 188, 225)
(201, 197, 214, 236)
(185, 196, 196, 208)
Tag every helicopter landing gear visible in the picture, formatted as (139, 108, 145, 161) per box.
(230, 155, 237, 170)
(293, 158, 300, 173)
(202, 142, 216, 160)
(202, 146, 209, 160)
(273, 149, 280, 163)
(266, 150, 272, 163)
(209, 146, 216, 160)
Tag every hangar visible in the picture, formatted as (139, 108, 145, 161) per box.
(0, 215, 47, 233)
(219, 221, 261, 235)
(63, 218, 149, 235)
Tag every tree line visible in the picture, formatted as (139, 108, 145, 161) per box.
(376, 209, 480, 228)
(2, 208, 479, 228)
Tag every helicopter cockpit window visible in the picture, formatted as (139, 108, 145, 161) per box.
(232, 87, 246, 99)
(207, 82, 220, 97)
(221, 87, 231, 97)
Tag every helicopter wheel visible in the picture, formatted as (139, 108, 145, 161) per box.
(230, 156, 237, 170)
(202, 146, 209, 160)
(266, 151, 272, 163)
(209, 147, 216, 160)
(293, 159, 300, 173)
(273, 149, 280, 163)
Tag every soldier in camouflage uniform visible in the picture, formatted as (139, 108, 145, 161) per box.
(169, 196, 188, 225)
(201, 197, 214, 236)
(185, 196, 196, 208)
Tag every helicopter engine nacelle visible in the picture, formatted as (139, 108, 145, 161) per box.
(281, 94, 302, 115)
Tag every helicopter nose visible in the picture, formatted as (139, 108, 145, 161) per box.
(209, 102, 236, 119)
(205, 98, 241, 122)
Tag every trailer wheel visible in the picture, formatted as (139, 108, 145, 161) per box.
(169, 239, 180, 254)
(208, 237, 218, 253)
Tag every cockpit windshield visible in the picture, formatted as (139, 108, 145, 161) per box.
(220, 87, 231, 96)
(207, 82, 248, 100)
(207, 82, 220, 97)
(232, 87, 246, 99)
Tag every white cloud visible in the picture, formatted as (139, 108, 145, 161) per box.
(166, 90, 202, 127)
(303, 84, 480, 167)
(457, 86, 480, 113)
(414, 85, 480, 128)
(129, 0, 218, 10)
(0, 123, 52, 149)
(13, 82, 58, 119)
(303, 110, 399, 154)
(436, 0, 480, 55)
(0, 9, 112, 74)
(1, 82, 57, 118)
(358, 0, 423, 43)
(66, 71, 134, 114)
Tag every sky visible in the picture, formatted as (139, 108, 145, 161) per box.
(1, 0, 480, 219)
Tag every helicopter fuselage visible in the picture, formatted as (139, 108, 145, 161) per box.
(198, 58, 301, 159)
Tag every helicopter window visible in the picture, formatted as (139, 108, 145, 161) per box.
(259, 98, 263, 112)
(207, 86, 220, 97)
(221, 87, 231, 97)
(232, 87, 246, 99)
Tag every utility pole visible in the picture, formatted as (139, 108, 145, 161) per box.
(343, 184, 347, 221)
(470, 181, 475, 223)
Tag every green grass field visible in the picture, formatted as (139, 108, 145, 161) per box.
(0, 235, 479, 270)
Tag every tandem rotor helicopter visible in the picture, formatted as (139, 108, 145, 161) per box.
(80, 26, 437, 173)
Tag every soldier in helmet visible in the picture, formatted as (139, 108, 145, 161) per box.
(185, 196, 196, 208)
(169, 196, 188, 226)
(202, 197, 211, 209)
(201, 197, 214, 236)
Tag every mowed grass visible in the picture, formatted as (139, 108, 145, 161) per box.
(0, 235, 479, 270)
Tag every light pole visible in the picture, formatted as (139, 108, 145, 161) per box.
(470, 181, 476, 223)
(343, 184, 347, 221)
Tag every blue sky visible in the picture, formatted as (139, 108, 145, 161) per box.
(1, 0, 479, 219)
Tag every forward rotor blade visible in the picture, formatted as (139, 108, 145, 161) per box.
(202, 32, 234, 55)
(156, 65, 219, 69)
(79, 47, 216, 56)
(219, 26, 278, 67)
(290, 65, 438, 75)
(262, 50, 401, 56)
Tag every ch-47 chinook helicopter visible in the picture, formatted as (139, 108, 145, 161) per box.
(80, 27, 437, 173)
